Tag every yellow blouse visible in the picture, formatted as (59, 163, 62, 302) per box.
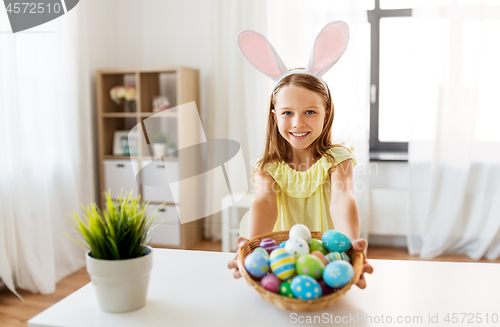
(264, 145, 357, 233)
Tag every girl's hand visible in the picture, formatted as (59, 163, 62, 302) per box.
(351, 239, 374, 289)
(227, 237, 249, 279)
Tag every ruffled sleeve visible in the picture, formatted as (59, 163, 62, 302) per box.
(264, 146, 356, 198)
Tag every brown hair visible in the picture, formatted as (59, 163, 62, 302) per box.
(255, 70, 339, 175)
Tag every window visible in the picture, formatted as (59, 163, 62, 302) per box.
(368, 0, 413, 161)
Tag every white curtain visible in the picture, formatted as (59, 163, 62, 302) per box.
(408, 1, 500, 260)
(204, 0, 269, 241)
(266, 0, 372, 241)
(0, 6, 95, 297)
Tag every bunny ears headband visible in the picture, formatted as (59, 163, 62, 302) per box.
(237, 21, 350, 94)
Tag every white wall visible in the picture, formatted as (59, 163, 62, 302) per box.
(84, 0, 213, 136)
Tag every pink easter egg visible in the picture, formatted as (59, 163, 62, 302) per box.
(260, 274, 282, 294)
(260, 238, 278, 254)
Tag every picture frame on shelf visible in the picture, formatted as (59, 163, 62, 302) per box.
(113, 130, 138, 156)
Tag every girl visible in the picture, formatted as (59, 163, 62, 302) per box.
(228, 21, 373, 289)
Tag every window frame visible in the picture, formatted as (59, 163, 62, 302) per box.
(368, 0, 412, 160)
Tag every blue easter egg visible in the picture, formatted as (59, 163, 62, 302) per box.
(278, 240, 287, 248)
(322, 230, 351, 252)
(270, 248, 296, 280)
(244, 252, 269, 278)
(290, 275, 322, 300)
(322, 261, 354, 288)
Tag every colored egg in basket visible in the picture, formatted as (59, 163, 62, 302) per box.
(296, 255, 325, 279)
(285, 238, 310, 256)
(252, 247, 270, 258)
(260, 238, 279, 254)
(325, 251, 350, 263)
(309, 238, 329, 255)
(259, 238, 278, 254)
(323, 260, 354, 289)
(322, 230, 352, 252)
(290, 275, 322, 300)
(269, 248, 296, 280)
(310, 251, 329, 266)
(279, 279, 295, 298)
(244, 252, 269, 278)
(260, 273, 281, 293)
(289, 224, 312, 244)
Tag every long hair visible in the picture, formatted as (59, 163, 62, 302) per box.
(255, 71, 339, 175)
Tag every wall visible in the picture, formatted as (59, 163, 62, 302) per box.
(84, 0, 213, 134)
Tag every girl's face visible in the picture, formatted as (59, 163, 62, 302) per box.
(272, 85, 327, 151)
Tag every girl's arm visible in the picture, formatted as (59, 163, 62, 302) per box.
(330, 159, 374, 290)
(247, 170, 278, 239)
(329, 159, 359, 240)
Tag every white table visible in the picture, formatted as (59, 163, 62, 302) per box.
(29, 249, 500, 327)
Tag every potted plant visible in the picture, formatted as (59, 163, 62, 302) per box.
(153, 133, 167, 158)
(69, 191, 163, 313)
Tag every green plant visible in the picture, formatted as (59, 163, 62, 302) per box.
(154, 133, 167, 144)
(69, 191, 165, 260)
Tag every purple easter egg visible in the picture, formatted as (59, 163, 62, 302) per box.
(260, 238, 278, 254)
(260, 273, 282, 293)
(319, 280, 339, 296)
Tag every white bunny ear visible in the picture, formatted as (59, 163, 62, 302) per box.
(306, 21, 350, 77)
(237, 30, 288, 81)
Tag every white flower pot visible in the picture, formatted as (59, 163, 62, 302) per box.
(153, 143, 167, 158)
(86, 246, 153, 313)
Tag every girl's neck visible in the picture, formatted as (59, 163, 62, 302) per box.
(286, 148, 320, 172)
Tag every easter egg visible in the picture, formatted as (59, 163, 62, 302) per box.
(309, 239, 328, 255)
(252, 247, 270, 258)
(244, 252, 269, 278)
(318, 280, 339, 296)
(311, 251, 328, 266)
(323, 261, 354, 288)
(278, 240, 287, 248)
(279, 280, 295, 298)
(290, 275, 322, 300)
(322, 230, 351, 252)
(260, 273, 281, 293)
(269, 248, 296, 280)
(296, 255, 325, 279)
(285, 238, 310, 257)
(289, 224, 312, 244)
(325, 251, 350, 263)
(260, 238, 278, 254)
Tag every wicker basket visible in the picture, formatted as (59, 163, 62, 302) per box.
(236, 230, 363, 312)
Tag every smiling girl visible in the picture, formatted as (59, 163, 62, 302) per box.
(227, 21, 373, 289)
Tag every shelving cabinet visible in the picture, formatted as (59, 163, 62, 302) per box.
(96, 67, 203, 249)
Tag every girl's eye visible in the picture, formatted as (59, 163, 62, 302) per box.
(306, 110, 316, 115)
(282, 111, 292, 116)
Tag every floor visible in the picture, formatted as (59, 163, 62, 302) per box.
(1, 241, 499, 327)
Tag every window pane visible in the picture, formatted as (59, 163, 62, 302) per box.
(378, 17, 414, 142)
(380, 0, 415, 9)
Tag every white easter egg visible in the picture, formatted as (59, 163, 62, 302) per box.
(289, 224, 312, 244)
(285, 238, 310, 257)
